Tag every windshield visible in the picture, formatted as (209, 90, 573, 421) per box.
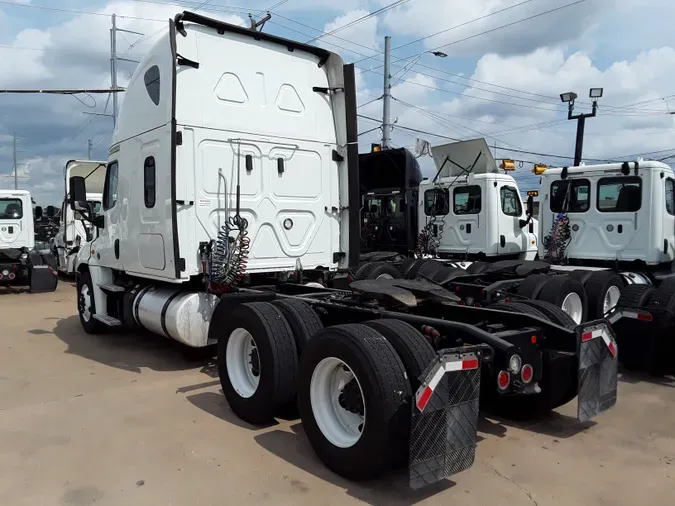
(0, 198, 23, 220)
(74, 200, 101, 220)
(364, 195, 404, 217)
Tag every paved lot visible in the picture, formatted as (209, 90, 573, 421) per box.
(0, 282, 673, 506)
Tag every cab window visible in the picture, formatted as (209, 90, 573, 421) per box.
(103, 161, 119, 210)
(0, 198, 22, 219)
(550, 179, 590, 213)
(453, 185, 481, 215)
(666, 178, 675, 216)
(500, 186, 522, 217)
(424, 188, 449, 216)
(597, 176, 641, 212)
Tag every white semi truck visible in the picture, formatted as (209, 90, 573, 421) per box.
(51, 160, 106, 275)
(536, 160, 675, 374)
(66, 11, 621, 487)
(0, 190, 58, 292)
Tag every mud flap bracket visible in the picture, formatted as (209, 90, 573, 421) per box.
(577, 322, 618, 422)
(409, 344, 492, 489)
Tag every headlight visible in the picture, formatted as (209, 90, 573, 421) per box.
(508, 354, 522, 374)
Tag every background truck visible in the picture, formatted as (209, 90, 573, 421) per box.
(0, 190, 58, 292)
(67, 11, 619, 488)
(536, 160, 675, 374)
(51, 160, 106, 275)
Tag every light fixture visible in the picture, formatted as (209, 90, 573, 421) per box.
(589, 87, 604, 99)
(560, 92, 578, 103)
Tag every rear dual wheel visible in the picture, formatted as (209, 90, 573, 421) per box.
(517, 274, 588, 324)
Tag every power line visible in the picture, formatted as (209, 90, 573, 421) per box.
(306, 0, 414, 44)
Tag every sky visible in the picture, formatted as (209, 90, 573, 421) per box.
(0, 0, 673, 205)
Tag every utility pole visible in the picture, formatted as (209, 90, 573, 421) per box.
(88, 139, 93, 160)
(382, 36, 392, 149)
(13, 132, 17, 190)
(110, 14, 118, 128)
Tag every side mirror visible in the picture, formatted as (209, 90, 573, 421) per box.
(46, 205, 56, 218)
(93, 214, 105, 229)
(526, 195, 534, 217)
(35, 206, 43, 219)
(69, 176, 87, 210)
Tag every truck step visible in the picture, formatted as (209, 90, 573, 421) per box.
(92, 314, 122, 326)
(98, 283, 126, 293)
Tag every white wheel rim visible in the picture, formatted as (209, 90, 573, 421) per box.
(226, 328, 260, 398)
(561, 293, 584, 324)
(79, 284, 92, 322)
(603, 286, 621, 315)
(310, 357, 366, 448)
(376, 273, 394, 280)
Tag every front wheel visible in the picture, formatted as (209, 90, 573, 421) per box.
(77, 271, 106, 334)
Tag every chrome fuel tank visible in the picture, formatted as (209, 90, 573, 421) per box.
(133, 287, 219, 348)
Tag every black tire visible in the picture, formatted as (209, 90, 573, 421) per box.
(583, 271, 625, 319)
(536, 276, 588, 323)
(517, 274, 551, 299)
(364, 319, 435, 392)
(517, 299, 577, 328)
(568, 269, 594, 284)
(217, 302, 298, 425)
(28, 251, 44, 266)
(297, 324, 411, 480)
(616, 284, 655, 308)
(658, 276, 675, 291)
(488, 302, 550, 321)
(405, 259, 431, 279)
(416, 260, 445, 280)
(76, 271, 106, 335)
(40, 253, 58, 271)
(272, 299, 323, 356)
(648, 285, 675, 313)
(465, 261, 491, 274)
(354, 261, 401, 281)
(398, 258, 417, 277)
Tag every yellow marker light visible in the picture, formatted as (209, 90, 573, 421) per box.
(371, 143, 381, 152)
(532, 164, 547, 175)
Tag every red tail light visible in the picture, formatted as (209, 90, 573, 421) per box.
(497, 370, 510, 390)
(521, 364, 533, 384)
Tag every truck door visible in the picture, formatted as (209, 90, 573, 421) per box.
(663, 177, 675, 261)
(594, 176, 643, 260)
(497, 184, 527, 255)
(448, 184, 483, 256)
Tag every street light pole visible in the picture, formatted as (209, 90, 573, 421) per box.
(561, 89, 603, 166)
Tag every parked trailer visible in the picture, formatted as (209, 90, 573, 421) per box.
(63, 11, 624, 488)
(0, 190, 58, 293)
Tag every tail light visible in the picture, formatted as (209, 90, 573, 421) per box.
(8, 273, 15, 280)
(497, 370, 510, 391)
(521, 364, 534, 384)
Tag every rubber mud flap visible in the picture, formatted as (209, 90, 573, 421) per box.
(409, 345, 490, 489)
(576, 321, 618, 422)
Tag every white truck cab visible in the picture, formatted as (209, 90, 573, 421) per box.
(418, 139, 538, 261)
(53, 160, 106, 274)
(0, 190, 34, 252)
(0, 189, 58, 291)
(538, 160, 674, 269)
(69, 11, 355, 339)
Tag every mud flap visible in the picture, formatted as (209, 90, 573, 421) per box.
(29, 265, 58, 293)
(409, 345, 492, 489)
(577, 322, 618, 422)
